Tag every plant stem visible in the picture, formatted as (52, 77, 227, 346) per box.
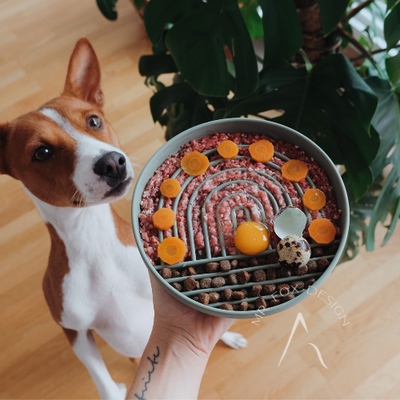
(337, 25, 381, 74)
(342, 0, 375, 25)
(350, 44, 400, 62)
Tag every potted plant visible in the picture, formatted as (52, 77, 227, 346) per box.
(97, 0, 400, 261)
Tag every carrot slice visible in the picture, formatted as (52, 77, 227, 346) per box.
(181, 151, 209, 176)
(217, 140, 239, 159)
(158, 237, 186, 265)
(160, 179, 181, 198)
(249, 140, 274, 163)
(281, 159, 308, 182)
(303, 188, 326, 211)
(152, 208, 176, 230)
(308, 218, 336, 244)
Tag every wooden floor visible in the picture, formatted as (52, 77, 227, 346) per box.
(1, 0, 400, 398)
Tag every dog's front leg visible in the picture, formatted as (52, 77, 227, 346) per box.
(72, 330, 127, 400)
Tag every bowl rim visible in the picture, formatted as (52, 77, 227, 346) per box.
(131, 118, 350, 319)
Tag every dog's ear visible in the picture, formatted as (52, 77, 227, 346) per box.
(0, 123, 11, 176)
(63, 38, 104, 107)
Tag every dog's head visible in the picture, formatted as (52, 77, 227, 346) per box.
(0, 38, 134, 207)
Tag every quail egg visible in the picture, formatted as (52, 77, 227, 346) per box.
(276, 235, 311, 268)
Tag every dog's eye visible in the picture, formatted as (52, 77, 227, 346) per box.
(87, 116, 103, 131)
(33, 146, 53, 162)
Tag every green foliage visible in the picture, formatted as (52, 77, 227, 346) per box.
(257, 0, 303, 66)
(96, 0, 117, 20)
(316, 0, 350, 36)
(384, 1, 400, 50)
(239, 0, 264, 40)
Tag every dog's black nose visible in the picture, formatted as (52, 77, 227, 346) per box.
(93, 151, 127, 184)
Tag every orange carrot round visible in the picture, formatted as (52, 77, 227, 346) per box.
(303, 188, 326, 211)
(249, 140, 274, 163)
(158, 237, 186, 265)
(160, 178, 181, 198)
(281, 159, 308, 182)
(181, 151, 209, 176)
(217, 140, 239, 159)
(152, 208, 176, 230)
(308, 218, 336, 244)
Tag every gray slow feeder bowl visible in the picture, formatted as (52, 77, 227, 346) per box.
(131, 118, 350, 319)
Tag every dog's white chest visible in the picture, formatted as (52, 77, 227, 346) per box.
(27, 190, 154, 357)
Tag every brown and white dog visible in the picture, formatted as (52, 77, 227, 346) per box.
(0, 39, 247, 399)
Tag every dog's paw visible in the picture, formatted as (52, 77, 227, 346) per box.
(220, 331, 248, 349)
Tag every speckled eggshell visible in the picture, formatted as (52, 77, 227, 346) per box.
(276, 235, 311, 268)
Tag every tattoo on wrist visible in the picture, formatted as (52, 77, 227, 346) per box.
(134, 346, 160, 400)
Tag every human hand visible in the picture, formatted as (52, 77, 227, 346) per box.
(149, 273, 234, 358)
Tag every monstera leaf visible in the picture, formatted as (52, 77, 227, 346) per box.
(364, 76, 400, 250)
(144, 0, 258, 99)
(96, 0, 117, 20)
(224, 54, 379, 201)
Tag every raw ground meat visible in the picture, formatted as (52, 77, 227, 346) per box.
(139, 133, 341, 265)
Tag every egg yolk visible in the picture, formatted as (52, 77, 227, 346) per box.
(234, 222, 269, 255)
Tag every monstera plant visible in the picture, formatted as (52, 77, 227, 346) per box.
(97, 0, 400, 260)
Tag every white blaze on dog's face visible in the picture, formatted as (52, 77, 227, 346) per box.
(0, 38, 133, 207)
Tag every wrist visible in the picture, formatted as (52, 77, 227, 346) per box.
(151, 322, 214, 362)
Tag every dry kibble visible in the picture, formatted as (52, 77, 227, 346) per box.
(227, 273, 238, 285)
(317, 257, 330, 271)
(250, 284, 263, 297)
(195, 281, 200, 290)
(200, 277, 212, 289)
(211, 277, 226, 288)
(290, 281, 305, 291)
(252, 269, 266, 282)
(195, 265, 206, 274)
(231, 259, 238, 269)
(232, 291, 245, 300)
(238, 261, 248, 268)
(280, 266, 292, 278)
(184, 277, 197, 291)
(181, 268, 188, 277)
(232, 304, 240, 310)
(220, 260, 231, 272)
(193, 296, 199, 302)
(281, 293, 295, 303)
(159, 267, 172, 279)
(257, 257, 267, 265)
(198, 292, 210, 305)
(277, 284, 291, 296)
(266, 268, 277, 280)
(327, 244, 338, 255)
(262, 284, 276, 295)
(237, 270, 251, 284)
(239, 301, 249, 311)
(171, 282, 182, 292)
(312, 247, 325, 258)
(255, 297, 267, 309)
(267, 253, 279, 264)
(188, 267, 197, 275)
(249, 257, 259, 266)
(269, 298, 281, 307)
(220, 303, 233, 310)
(171, 269, 181, 278)
(241, 288, 249, 297)
(223, 288, 233, 301)
(248, 303, 255, 310)
(206, 262, 219, 273)
(304, 278, 316, 288)
(209, 292, 220, 303)
(307, 260, 318, 273)
(294, 265, 308, 276)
